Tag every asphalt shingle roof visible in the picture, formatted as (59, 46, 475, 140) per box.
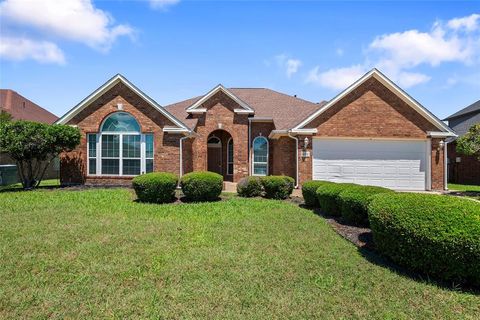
(444, 99, 480, 120)
(165, 88, 326, 130)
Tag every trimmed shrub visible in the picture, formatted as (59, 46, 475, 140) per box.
(261, 175, 295, 200)
(316, 183, 358, 216)
(369, 193, 480, 286)
(180, 171, 223, 202)
(237, 176, 263, 197)
(132, 172, 178, 203)
(302, 180, 333, 207)
(339, 185, 394, 226)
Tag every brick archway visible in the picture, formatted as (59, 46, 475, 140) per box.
(207, 130, 233, 181)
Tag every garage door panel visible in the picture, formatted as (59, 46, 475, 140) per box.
(312, 139, 427, 190)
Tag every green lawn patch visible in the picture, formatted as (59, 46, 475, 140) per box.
(0, 189, 479, 318)
(449, 183, 480, 192)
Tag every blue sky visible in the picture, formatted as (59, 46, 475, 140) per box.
(0, 0, 479, 120)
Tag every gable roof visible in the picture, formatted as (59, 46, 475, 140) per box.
(444, 99, 480, 120)
(293, 68, 456, 137)
(185, 84, 255, 114)
(0, 89, 57, 124)
(55, 74, 190, 132)
(165, 88, 325, 130)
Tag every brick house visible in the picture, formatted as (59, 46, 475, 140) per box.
(444, 100, 480, 185)
(56, 69, 455, 190)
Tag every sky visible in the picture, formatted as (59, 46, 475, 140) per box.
(0, 0, 479, 120)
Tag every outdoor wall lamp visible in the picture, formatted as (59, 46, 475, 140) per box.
(304, 137, 309, 149)
(437, 140, 445, 151)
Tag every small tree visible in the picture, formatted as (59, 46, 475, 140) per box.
(456, 123, 480, 160)
(0, 120, 81, 189)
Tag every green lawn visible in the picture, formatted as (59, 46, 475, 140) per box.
(0, 189, 478, 319)
(0, 178, 60, 191)
(449, 183, 480, 192)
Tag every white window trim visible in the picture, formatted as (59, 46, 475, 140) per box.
(252, 136, 269, 176)
(227, 137, 234, 175)
(87, 132, 153, 177)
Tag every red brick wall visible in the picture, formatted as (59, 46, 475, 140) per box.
(189, 91, 249, 182)
(447, 141, 480, 185)
(60, 82, 183, 185)
(298, 78, 445, 190)
(271, 136, 296, 180)
(430, 138, 445, 190)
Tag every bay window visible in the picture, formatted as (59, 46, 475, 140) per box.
(87, 112, 154, 176)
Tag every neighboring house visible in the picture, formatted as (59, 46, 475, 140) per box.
(0, 89, 58, 124)
(56, 69, 455, 190)
(0, 89, 59, 179)
(444, 100, 480, 185)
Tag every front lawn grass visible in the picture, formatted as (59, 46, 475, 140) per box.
(0, 189, 479, 319)
(449, 183, 480, 192)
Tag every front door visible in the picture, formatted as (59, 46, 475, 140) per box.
(207, 146, 222, 175)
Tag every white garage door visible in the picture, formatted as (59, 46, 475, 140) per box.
(312, 139, 428, 190)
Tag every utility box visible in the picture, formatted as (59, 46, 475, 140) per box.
(0, 165, 19, 186)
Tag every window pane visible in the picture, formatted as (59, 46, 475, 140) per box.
(253, 137, 268, 162)
(228, 140, 233, 160)
(146, 134, 154, 158)
(146, 159, 154, 173)
(101, 135, 119, 158)
(88, 134, 96, 157)
(228, 163, 233, 175)
(253, 163, 267, 176)
(101, 112, 140, 132)
(101, 159, 119, 175)
(88, 159, 96, 175)
(123, 159, 141, 175)
(123, 135, 141, 158)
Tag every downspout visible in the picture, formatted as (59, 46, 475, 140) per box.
(287, 131, 299, 188)
(179, 133, 190, 187)
(444, 140, 448, 191)
(248, 119, 251, 175)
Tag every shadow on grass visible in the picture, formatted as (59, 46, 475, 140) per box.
(299, 202, 480, 294)
(0, 184, 62, 193)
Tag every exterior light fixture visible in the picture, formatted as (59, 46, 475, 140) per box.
(304, 137, 309, 149)
(437, 140, 445, 151)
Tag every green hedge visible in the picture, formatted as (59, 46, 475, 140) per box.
(237, 176, 263, 197)
(261, 176, 295, 200)
(369, 193, 480, 286)
(180, 171, 223, 202)
(302, 180, 333, 207)
(339, 185, 393, 226)
(316, 183, 358, 216)
(132, 172, 178, 203)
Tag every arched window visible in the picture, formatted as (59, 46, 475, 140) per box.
(101, 112, 141, 132)
(252, 136, 268, 176)
(87, 112, 154, 176)
(227, 138, 234, 175)
(207, 136, 221, 146)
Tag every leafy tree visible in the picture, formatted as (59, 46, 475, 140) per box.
(0, 120, 81, 189)
(0, 110, 12, 123)
(456, 123, 480, 160)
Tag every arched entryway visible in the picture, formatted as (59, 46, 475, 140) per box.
(207, 130, 233, 181)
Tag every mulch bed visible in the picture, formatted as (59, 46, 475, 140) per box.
(289, 195, 375, 250)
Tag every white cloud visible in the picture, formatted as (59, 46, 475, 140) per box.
(307, 13, 480, 90)
(447, 13, 480, 32)
(150, 0, 181, 10)
(286, 59, 302, 78)
(0, 36, 65, 65)
(274, 54, 302, 78)
(0, 0, 134, 52)
(306, 65, 366, 90)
